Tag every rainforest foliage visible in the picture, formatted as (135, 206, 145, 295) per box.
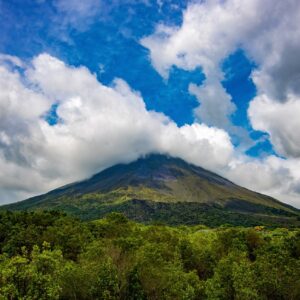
(0, 210, 300, 299)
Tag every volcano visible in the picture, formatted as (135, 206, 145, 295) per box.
(2, 154, 299, 226)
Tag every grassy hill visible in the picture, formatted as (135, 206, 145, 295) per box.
(2, 154, 299, 227)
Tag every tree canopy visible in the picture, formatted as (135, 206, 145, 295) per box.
(0, 210, 299, 299)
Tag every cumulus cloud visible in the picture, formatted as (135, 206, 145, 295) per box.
(141, 0, 300, 128)
(249, 95, 300, 158)
(226, 155, 300, 209)
(189, 81, 235, 129)
(0, 53, 233, 204)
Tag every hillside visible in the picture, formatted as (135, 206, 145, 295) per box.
(2, 154, 299, 226)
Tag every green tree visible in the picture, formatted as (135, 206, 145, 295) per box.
(125, 267, 146, 300)
(89, 258, 119, 300)
(0, 243, 64, 299)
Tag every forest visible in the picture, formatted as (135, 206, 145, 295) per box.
(0, 210, 299, 299)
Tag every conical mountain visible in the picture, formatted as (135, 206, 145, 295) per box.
(2, 154, 299, 226)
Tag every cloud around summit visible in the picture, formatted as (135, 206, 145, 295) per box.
(0, 54, 233, 203)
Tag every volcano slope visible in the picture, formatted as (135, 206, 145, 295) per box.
(2, 154, 300, 227)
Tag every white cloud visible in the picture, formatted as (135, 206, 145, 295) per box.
(0, 53, 233, 204)
(226, 155, 300, 209)
(162, 123, 234, 170)
(53, 0, 103, 30)
(249, 94, 300, 158)
(189, 80, 235, 129)
(141, 0, 300, 130)
(0, 54, 24, 68)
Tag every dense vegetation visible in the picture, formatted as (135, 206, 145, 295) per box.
(0, 210, 299, 299)
(58, 199, 300, 228)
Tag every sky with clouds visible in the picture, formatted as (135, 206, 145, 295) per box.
(0, 0, 300, 208)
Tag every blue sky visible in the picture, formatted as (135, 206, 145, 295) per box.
(1, 0, 300, 207)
